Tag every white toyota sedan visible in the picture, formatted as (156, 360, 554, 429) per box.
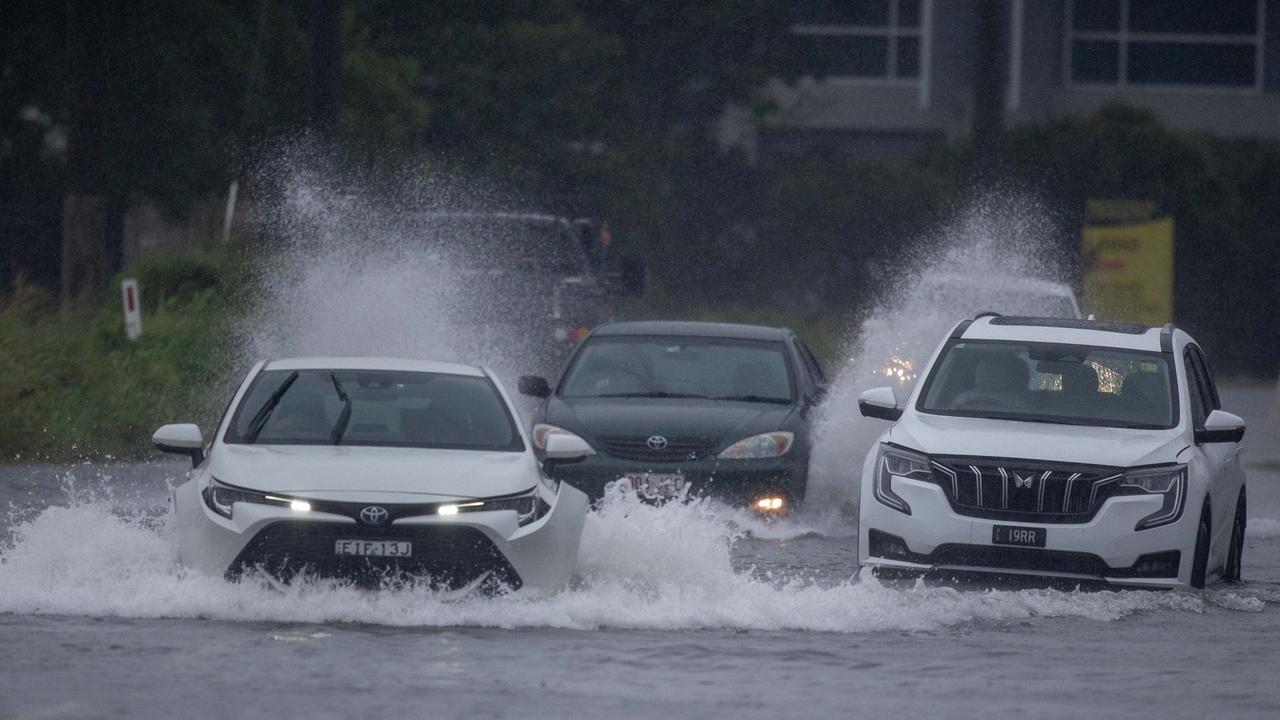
(153, 357, 590, 593)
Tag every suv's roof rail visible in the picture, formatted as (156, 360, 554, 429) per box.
(1159, 323, 1176, 353)
(973, 311, 1003, 319)
(949, 318, 974, 339)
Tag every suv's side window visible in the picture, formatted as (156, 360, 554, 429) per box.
(1183, 348, 1212, 429)
(1188, 345, 1221, 411)
(795, 341, 827, 388)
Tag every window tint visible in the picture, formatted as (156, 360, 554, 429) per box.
(225, 369, 523, 451)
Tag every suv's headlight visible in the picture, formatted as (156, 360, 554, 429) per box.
(436, 488, 549, 527)
(202, 478, 312, 519)
(717, 431, 795, 460)
(1117, 466, 1187, 530)
(873, 445, 931, 515)
(532, 423, 591, 451)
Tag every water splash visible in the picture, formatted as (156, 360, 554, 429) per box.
(806, 195, 1075, 513)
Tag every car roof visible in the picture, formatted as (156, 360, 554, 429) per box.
(589, 320, 791, 341)
(263, 356, 487, 377)
(957, 315, 1175, 352)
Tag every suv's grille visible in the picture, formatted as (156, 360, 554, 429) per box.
(597, 436, 718, 463)
(930, 458, 1124, 524)
(227, 521, 521, 591)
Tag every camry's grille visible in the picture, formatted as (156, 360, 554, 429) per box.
(930, 458, 1124, 524)
(227, 521, 521, 591)
(597, 436, 718, 463)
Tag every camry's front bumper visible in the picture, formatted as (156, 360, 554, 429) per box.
(858, 472, 1198, 589)
(552, 453, 807, 507)
(173, 479, 588, 594)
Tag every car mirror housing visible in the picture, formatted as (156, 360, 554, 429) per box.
(153, 423, 205, 467)
(1196, 409, 1246, 445)
(544, 432, 594, 462)
(859, 387, 902, 422)
(519, 375, 552, 398)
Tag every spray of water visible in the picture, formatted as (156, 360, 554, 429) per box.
(805, 195, 1076, 515)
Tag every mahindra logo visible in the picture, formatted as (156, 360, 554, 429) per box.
(646, 435, 669, 451)
(1013, 472, 1035, 489)
(359, 506, 390, 525)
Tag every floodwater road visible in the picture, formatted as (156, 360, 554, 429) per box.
(1, 385, 1279, 719)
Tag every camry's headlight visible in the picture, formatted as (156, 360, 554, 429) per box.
(532, 423, 590, 450)
(202, 478, 312, 519)
(717, 431, 795, 460)
(1117, 466, 1187, 530)
(436, 488, 549, 527)
(873, 445, 931, 515)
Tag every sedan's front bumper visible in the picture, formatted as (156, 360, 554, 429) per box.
(552, 453, 807, 508)
(858, 472, 1198, 589)
(173, 480, 588, 594)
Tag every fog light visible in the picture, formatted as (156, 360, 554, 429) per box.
(868, 529, 913, 560)
(755, 496, 784, 511)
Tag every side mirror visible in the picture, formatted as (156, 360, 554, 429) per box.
(1196, 410, 1246, 445)
(518, 375, 552, 398)
(153, 423, 205, 467)
(542, 431, 594, 475)
(858, 387, 902, 422)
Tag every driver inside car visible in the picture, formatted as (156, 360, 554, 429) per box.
(954, 353, 1031, 410)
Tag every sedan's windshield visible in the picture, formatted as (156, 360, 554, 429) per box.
(224, 369, 523, 450)
(560, 336, 794, 403)
(917, 340, 1176, 429)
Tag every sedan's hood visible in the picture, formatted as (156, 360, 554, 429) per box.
(890, 412, 1186, 468)
(547, 397, 795, 446)
(208, 444, 537, 498)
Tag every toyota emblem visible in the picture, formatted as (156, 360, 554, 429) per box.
(646, 435, 668, 451)
(359, 506, 390, 525)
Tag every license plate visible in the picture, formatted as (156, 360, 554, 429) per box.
(334, 540, 413, 557)
(626, 472, 685, 498)
(992, 525, 1046, 548)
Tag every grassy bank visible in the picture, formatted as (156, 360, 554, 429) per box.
(0, 251, 246, 462)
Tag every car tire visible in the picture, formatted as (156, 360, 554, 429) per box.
(1190, 504, 1211, 589)
(1223, 496, 1246, 584)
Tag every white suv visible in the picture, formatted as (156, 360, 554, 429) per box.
(856, 314, 1247, 589)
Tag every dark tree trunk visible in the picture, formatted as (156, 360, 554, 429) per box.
(972, 0, 1007, 181)
(312, 0, 342, 130)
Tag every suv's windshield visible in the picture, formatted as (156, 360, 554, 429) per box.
(224, 369, 524, 450)
(917, 340, 1176, 429)
(560, 336, 794, 403)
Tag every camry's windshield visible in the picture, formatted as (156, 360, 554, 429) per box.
(224, 369, 523, 450)
(917, 340, 1176, 429)
(560, 336, 794, 403)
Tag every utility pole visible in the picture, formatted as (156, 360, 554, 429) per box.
(971, 0, 1007, 181)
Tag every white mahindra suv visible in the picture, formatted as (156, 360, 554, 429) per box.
(857, 314, 1247, 589)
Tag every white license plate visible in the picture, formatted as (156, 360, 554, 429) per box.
(626, 472, 685, 498)
(334, 540, 413, 557)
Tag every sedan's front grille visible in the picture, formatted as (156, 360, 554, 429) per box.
(930, 458, 1124, 524)
(597, 436, 718, 463)
(227, 521, 521, 591)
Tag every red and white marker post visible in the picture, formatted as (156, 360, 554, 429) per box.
(121, 278, 142, 340)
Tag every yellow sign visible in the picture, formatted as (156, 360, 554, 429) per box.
(1082, 217, 1174, 325)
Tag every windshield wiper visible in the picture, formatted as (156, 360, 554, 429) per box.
(243, 370, 299, 443)
(330, 373, 353, 445)
(714, 394, 792, 404)
(596, 391, 709, 399)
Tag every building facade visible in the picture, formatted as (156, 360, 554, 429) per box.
(755, 0, 1280, 158)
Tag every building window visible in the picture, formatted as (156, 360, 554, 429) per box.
(1067, 0, 1264, 89)
(791, 0, 923, 81)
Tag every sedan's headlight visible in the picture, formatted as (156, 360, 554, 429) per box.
(436, 488, 549, 526)
(873, 445, 932, 515)
(717, 431, 795, 460)
(532, 423, 590, 451)
(1117, 466, 1186, 530)
(202, 478, 311, 519)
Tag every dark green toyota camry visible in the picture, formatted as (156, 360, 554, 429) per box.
(518, 321, 827, 512)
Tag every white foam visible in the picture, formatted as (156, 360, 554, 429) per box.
(0, 490, 1209, 632)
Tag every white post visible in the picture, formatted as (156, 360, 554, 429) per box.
(221, 180, 239, 244)
(121, 278, 142, 340)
